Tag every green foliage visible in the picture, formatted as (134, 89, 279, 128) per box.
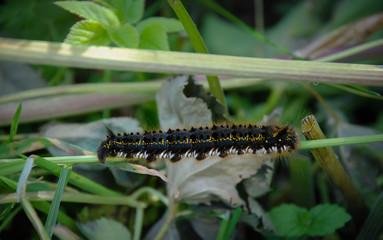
(65, 20, 111, 46)
(269, 204, 352, 237)
(56, 1, 120, 29)
(109, 23, 139, 48)
(7, 102, 22, 143)
(78, 217, 132, 240)
(138, 23, 169, 50)
(1, 0, 383, 239)
(55, 0, 183, 49)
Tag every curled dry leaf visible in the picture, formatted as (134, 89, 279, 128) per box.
(166, 154, 272, 206)
(42, 117, 142, 156)
(156, 76, 274, 206)
(296, 12, 383, 59)
(156, 75, 213, 130)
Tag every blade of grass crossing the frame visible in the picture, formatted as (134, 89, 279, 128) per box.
(223, 207, 243, 240)
(344, 84, 380, 96)
(45, 166, 70, 237)
(21, 195, 50, 240)
(33, 201, 80, 235)
(0, 176, 18, 193)
(299, 134, 383, 150)
(0, 162, 26, 176)
(357, 190, 383, 240)
(328, 83, 383, 100)
(33, 155, 122, 197)
(134, 208, 144, 240)
(16, 155, 35, 202)
(167, 0, 227, 116)
(17, 155, 50, 239)
(198, 0, 303, 60)
(7, 101, 22, 142)
(0, 176, 79, 234)
(216, 211, 230, 240)
(2, 38, 383, 86)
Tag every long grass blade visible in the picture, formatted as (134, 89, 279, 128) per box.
(44, 166, 70, 237)
(1, 38, 382, 85)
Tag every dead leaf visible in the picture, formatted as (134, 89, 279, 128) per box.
(296, 12, 383, 59)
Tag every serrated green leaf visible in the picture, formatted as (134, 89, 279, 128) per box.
(269, 204, 352, 238)
(268, 204, 310, 237)
(121, 0, 145, 24)
(308, 204, 351, 236)
(138, 23, 169, 51)
(98, 0, 145, 24)
(55, 1, 120, 29)
(109, 23, 139, 48)
(65, 20, 111, 46)
(136, 17, 184, 33)
(77, 217, 131, 240)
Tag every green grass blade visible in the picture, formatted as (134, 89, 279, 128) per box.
(16, 155, 35, 202)
(7, 101, 22, 142)
(0, 161, 25, 176)
(32, 201, 80, 235)
(16, 155, 50, 239)
(299, 134, 383, 150)
(133, 208, 144, 240)
(216, 211, 230, 240)
(33, 155, 121, 197)
(44, 166, 70, 237)
(1, 38, 382, 85)
(167, 0, 227, 114)
(328, 83, 383, 100)
(223, 207, 242, 240)
(20, 195, 51, 240)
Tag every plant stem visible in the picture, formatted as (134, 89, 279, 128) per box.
(299, 134, 383, 149)
(301, 114, 366, 224)
(167, 0, 228, 116)
(1, 38, 383, 85)
(154, 201, 178, 240)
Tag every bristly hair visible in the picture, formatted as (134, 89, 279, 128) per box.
(97, 124, 299, 163)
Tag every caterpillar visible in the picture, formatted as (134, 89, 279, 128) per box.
(97, 124, 299, 163)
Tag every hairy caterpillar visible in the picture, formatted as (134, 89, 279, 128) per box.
(97, 124, 299, 163)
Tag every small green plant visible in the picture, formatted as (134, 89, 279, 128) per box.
(55, 0, 183, 50)
(268, 203, 352, 238)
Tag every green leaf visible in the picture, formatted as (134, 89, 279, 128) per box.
(97, 0, 145, 24)
(138, 23, 169, 51)
(55, 1, 120, 29)
(268, 204, 309, 237)
(65, 20, 111, 46)
(77, 218, 131, 240)
(308, 204, 351, 236)
(136, 17, 184, 33)
(269, 204, 352, 237)
(109, 23, 139, 48)
(7, 101, 22, 142)
(120, 0, 145, 24)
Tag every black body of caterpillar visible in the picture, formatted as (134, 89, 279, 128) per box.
(97, 124, 299, 163)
